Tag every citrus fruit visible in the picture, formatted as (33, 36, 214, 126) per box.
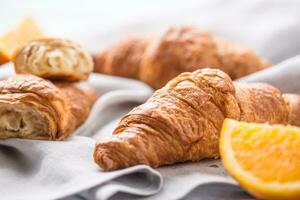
(220, 119, 300, 200)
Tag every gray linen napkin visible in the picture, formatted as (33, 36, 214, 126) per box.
(1, 56, 300, 200)
(237, 55, 300, 93)
(0, 64, 161, 200)
(0, 137, 161, 200)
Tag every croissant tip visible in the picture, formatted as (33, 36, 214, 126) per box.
(94, 144, 119, 171)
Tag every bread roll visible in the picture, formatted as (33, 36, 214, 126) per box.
(13, 38, 93, 81)
(0, 74, 96, 140)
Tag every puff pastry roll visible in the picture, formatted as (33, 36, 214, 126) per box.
(94, 27, 270, 89)
(0, 75, 96, 140)
(94, 37, 149, 79)
(94, 69, 300, 171)
(140, 27, 269, 88)
(13, 38, 94, 81)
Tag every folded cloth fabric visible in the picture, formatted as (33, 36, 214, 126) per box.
(0, 137, 161, 200)
(2, 0, 300, 199)
(0, 64, 161, 200)
(1, 57, 300, 200)
(237, 55, 300, 93)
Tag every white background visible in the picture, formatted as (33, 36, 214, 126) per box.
(1, 0, 300, 63)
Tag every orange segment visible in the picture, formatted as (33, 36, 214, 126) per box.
(0, 16, 44, 64)
(220, 119, 300, 200)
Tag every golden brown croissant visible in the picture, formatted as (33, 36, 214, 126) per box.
(94, 37, 149, 79)
(13, 38, 94, 81)
(94, 27, 269, 89)
(0, 74, 96, 140)
(94, 68, 299, 171)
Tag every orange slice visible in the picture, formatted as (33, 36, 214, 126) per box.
(220, 119, 300, 200)
(0, 16, 44, 64)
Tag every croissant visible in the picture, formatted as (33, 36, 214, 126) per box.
(13, 38, 94, 81)
(94, 37, 148, 79)
(0, 74, 96, 140)
(94, 68, 300, 171)
(94, 27, 269, 89)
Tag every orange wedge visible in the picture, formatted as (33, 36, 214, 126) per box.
(220, 119, 300, 200)
(0, 16, 44, 64)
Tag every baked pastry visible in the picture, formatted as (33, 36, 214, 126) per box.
(282, 94, 300, 126)
(213, 37, 269, 80)
(94, 26, 270, 89)
(0, 74, 96, 140)
(140, 27, 220, 89)
(13, 38, 93, 81)
(94, 68, 299, 171)
(94, 37, 148, 79)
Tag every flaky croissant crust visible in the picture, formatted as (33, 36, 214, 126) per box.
(94, 68, 297, 171)
(0, 75, 96, 140)
(94, 26, 270, 89)
(94, 37, 149, 79)
(13, 38, 94, 81)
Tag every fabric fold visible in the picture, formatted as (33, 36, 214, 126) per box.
(0, 137, 162, 200)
